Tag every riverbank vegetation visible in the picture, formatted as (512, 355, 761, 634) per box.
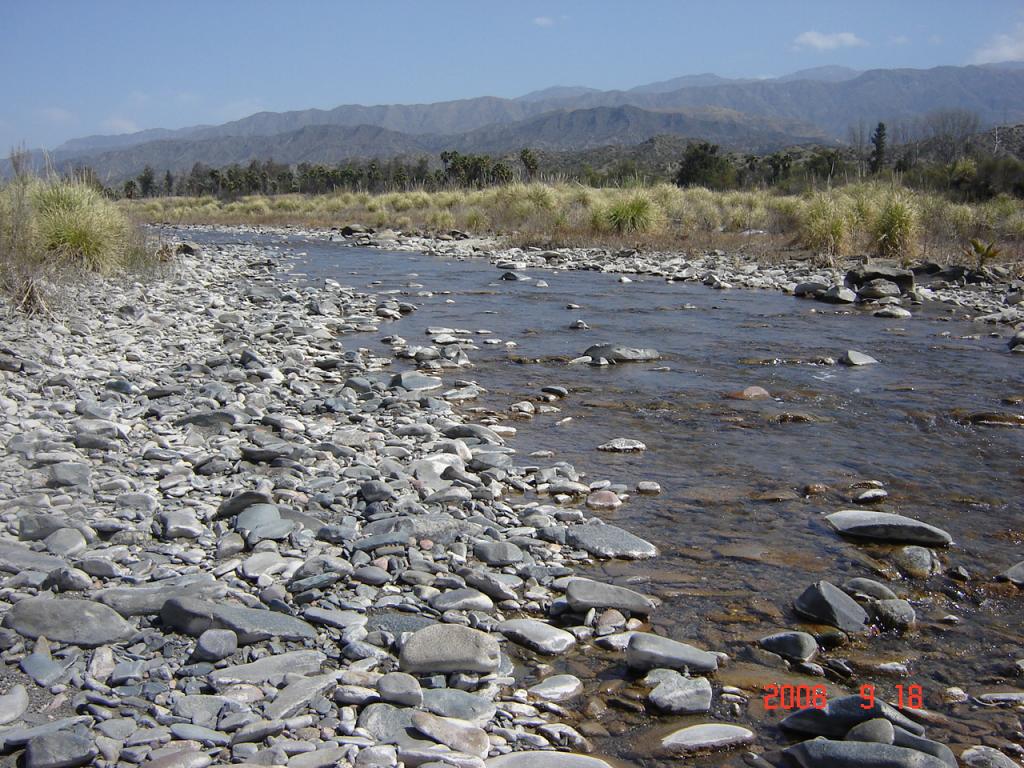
(0, 160, 154, 312)
(127, 180, 1024, 265)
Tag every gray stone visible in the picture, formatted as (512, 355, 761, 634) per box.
(209, 650, 324, 687)
(431, 588, 493, 613)
(842, 577, 898, 600)
(565, 523, 657, 559)
(159, 509, 204, 539)
(659, 723, 754, 754)
(846, 718, 895, 744)
(400, 624, 500, 674)
(43, 528, 86, 557)
(0, 541, 66, 574)
(96, 574, 228, 616)
(960, 745, 1022, 768)
(377, 672, 423, 707)
(3, 597, 133, 647)
(759, 631, 818, 662)
(999, 561, 1024, 587)
(875, 599, 916, 631)
(190, 629, 238, 662)
(486, 755, 614, 767)
(168, 723, 230, 746)
(565, 579, 656, 615)
(390, 371, 443, 391)
(0, 684, 29, 725)
(421, 689, 496, 724)
(597, 438, 646, 452)
(528, 675, 583, 702)
(784, 738, 949, 768)
(160, 597, 317, 643)
(264, 672, 337, 719)
(893, 545, 939, 578)
(498, 619, 576, 655)
(794, 581, 868, 633)
(411, 711, 489, 758)
(25, 729, 97, 768)
(46, 463, 92, 489)
(474, 541, 523, 566)
(647, 671, 713, 713)
(626, 633, 718, 672)
(840, 350, 879, 366)
(357, 703, 415, 744)
(780, 694, 925, 738)
(583, 344, 661, 362)
(826, 510, 952, 546)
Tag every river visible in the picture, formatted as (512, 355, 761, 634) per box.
(180, 228, 1023, 766)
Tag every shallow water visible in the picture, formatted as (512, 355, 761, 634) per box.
(185, 230, 1024, 765)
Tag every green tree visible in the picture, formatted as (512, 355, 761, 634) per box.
(674, 142, 735, 189)
(869, 122, 887, 174)
(163, 170, 174, 196)
(137, 165, 155, 197)
(122, 179, 137, 199)
(519, 147, 538, 181)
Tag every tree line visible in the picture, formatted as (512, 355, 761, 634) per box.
(82, 108, 1022, 203)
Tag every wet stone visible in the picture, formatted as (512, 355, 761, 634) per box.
(793, 581, 868, 633)
(759, 630, 818, 662)
(626, 633, 718, 673)
(565, 578, 656, 615)
(660, 723, 754, 754)
(646, 670, 713, 714)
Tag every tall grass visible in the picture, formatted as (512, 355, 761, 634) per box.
(125, 181, 1023, 263)
(1, 172, 154, 312)
(872, 193, 919, 261)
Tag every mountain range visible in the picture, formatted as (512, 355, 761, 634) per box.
(13, 62, 1024, 183)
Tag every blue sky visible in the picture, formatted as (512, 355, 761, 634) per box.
(2, 0, 1024, 150)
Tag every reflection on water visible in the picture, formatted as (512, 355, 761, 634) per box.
(185, 230, 1023, 766)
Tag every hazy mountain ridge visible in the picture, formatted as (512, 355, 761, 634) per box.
(16, 62, 1024, 183)
(52, 106, 829, 183)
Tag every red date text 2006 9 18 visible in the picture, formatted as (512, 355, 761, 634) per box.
(762, 684, 924, 711)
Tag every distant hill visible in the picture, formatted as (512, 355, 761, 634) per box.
(41, 106, 829, 183)
(775, 65, 861, 83)
(9, 62, 1024, 183)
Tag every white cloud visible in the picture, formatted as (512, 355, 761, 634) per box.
(792, 30, 867, 52)
(101, 117, 139, 134)
(532, 16, 555, 27)
(889, 35, 910, 46)
(971, 23, 1024, 63)
(39, 107, 75, 125)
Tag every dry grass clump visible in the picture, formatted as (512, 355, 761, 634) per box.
(1, 173, 156, 312)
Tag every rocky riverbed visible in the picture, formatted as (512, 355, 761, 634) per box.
(0, 231, 1022, 768)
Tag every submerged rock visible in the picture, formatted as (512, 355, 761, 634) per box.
(826, 510, 952, 546)
(583, 344, 661, 362)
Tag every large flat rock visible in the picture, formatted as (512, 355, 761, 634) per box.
(209, 650, 325, 687)
(399, 623, 500, 674)
(565, 578, 656, 616)
(660, 723, 754, 753)
(160, 597, 317, 644)
(826, 510, 952, 546)
(626, 633, 718, 672)
(3, 597, 133, 647)
(0, 541, 66, 574)
(96, 574, 228, 616)
(565, 523, 658, 559)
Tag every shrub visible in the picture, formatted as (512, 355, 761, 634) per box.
(31, 179, 131, 273)
(872, 193, 919, 260)
(426, 209, 455, 231)
(800, 194, 850, 255)
(603, 193, 660, 234)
